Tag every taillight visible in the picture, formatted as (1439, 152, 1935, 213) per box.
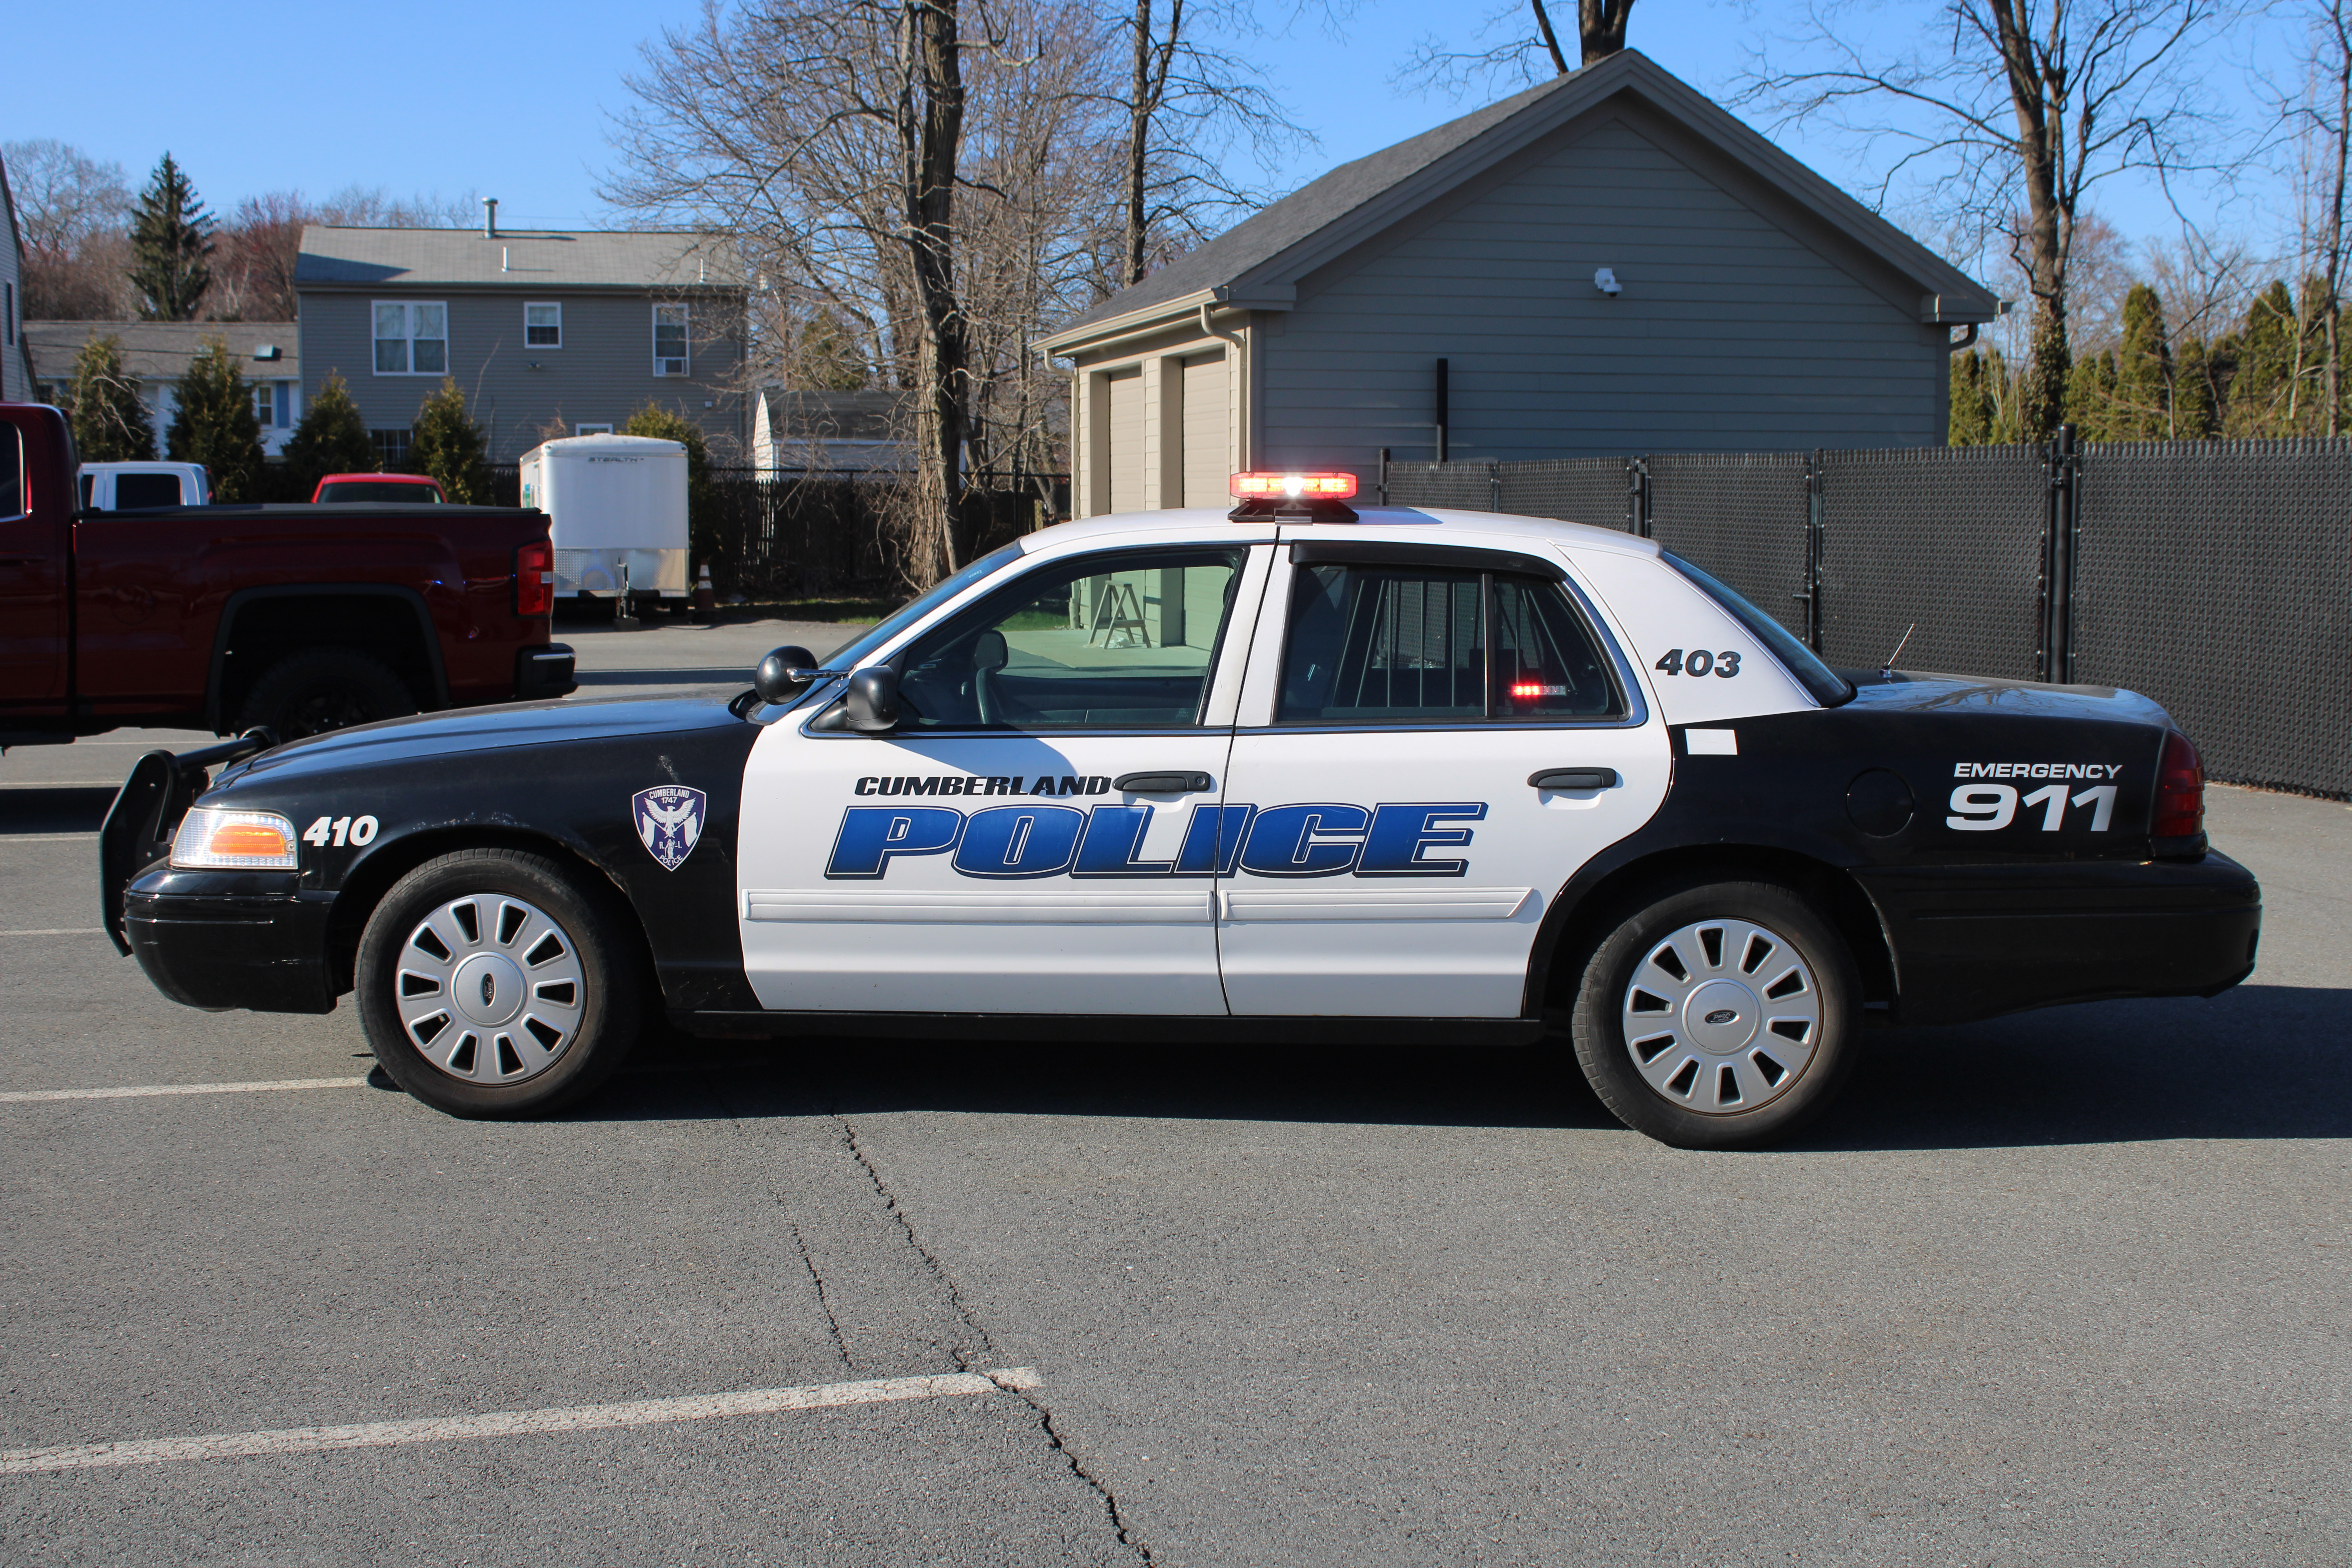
(516, 539, 554, 616)
(2152, 730, 2205, 842)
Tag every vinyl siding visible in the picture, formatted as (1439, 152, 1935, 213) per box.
(1258, 110, 1947, 474)
(296, 289, 746, 462)
(1105, 366, 1145, 512)
(1181, 352, 1230, 506)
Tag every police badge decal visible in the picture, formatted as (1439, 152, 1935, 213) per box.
(632, 785, 706, 870)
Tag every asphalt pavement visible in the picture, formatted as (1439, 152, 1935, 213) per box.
(1, 640, 2345, 1566)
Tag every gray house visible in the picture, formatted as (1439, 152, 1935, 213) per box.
(294, 221, 748, 465)
(27, 320, 301, 457)
(1040, 50, 1998, 516)
(1, 150, 31, 402)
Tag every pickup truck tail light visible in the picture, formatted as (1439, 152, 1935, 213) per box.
(2152, 730, 2205, 842)
(516, 540, 555, 617)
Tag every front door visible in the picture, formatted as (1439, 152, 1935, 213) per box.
(1216, 537, 1670, 1018)
(737, 540, 1270, 1015)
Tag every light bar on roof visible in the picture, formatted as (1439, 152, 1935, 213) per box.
(1229, 472, 1358, 500)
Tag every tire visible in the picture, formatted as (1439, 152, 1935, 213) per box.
(1568, 875, 1861, 1149)
(236, 647, 417, 739)
(355, 848, 647, 1118)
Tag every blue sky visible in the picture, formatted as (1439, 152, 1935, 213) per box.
(7, 0, 2288, 286)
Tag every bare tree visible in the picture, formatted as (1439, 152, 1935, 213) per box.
(3, 138, 135, 318)
(2272, 0, 2352, 432)
(1396, 0, 1635, 98)
(1736, 0, 2232, 439)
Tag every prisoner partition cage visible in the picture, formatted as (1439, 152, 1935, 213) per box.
(1382, 437, 2352, 798)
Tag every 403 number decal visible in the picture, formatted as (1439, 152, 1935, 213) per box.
(1654, 648, 1741, 678)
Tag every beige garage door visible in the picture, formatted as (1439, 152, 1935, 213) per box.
(1106, 366, 1145, 514)
(1181, 352, 1229, 508)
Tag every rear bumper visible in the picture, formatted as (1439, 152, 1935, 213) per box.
(515, 642, 577, 701)
(124, 869, 338, 1014)
(1855, 853, 2261, 1026)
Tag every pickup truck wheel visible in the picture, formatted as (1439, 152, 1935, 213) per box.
(237, 647, 417, 739)
(356, 849, 646, 1118)
(1568, 876, 1861, 1150)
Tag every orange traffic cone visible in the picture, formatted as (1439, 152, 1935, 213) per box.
(693, 563, 717, 623)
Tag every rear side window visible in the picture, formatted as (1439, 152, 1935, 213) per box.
(114, 472, 185, 509)
(1662, 553, 1855, 708)
(1279, 564, 1624, 723)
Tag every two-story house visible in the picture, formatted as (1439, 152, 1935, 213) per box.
(294, 215, 748, 465)
(1, 150, 32, 401)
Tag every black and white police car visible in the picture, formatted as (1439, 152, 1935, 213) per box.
(102, 473, 2261, 1147)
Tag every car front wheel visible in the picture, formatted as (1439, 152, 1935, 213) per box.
(356, 848, 646, 1117)
(1568, 875, 1861, 1149)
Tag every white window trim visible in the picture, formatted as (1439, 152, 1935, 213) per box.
(525, 301, 563, 349)
(575, 423, 614, 436)
(372, 299, 450, 377)
(652, 303, 689, 377)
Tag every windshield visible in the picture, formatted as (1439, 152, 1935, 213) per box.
(317, 481, 441, 503)
(807, 541, 1028, 681)
(1663, 552, 1854, 708)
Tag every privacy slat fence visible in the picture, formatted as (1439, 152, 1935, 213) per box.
(1383, 438, 2352, 798)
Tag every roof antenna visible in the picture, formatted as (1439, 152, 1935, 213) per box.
(1880, 623, 1915, 681)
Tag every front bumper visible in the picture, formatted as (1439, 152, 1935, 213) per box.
(1855, 852, 2262, 1026)
(515, 642, 577, 701)
(124, 868, 339, 1014)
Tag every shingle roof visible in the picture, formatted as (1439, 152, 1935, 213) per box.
(24, 319, 299, 385)
(1045, 50, 1994, 347)
(295, 227, 744, 290)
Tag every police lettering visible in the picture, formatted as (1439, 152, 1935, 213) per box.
(853, 774, 1111, 797)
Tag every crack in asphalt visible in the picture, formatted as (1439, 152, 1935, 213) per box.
(787, 1216, 859, 1375)
(839, 1117, 1152, 1564)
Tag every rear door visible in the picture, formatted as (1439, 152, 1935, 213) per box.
(1215, 535, 1671, 1018)
(736, 536, 1274, 1015)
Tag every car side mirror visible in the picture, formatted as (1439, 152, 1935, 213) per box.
(753, 645, 820, 704)
(843, 666, 900, 732)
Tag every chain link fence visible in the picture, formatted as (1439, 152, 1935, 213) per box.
(1383, 438, 2352, 797)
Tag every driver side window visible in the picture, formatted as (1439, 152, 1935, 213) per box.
(895, 547, 1247, 730)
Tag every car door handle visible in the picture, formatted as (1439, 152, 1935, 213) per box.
(1529, 768, 1619, 790)
(1114, 771, 1215, 793)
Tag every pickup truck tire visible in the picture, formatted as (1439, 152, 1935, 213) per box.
(355, 848, 646, 1118)
(1567, 875, 1862, 1150)
(236, 648, 417, 739)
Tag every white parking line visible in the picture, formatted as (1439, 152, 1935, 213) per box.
(0, 780, 123, 789)
(0, 929, 104, 937)
(1, 1369, 1044, 1474)
(0, 1076, 370, 1104)
(0, 833, 100, 844)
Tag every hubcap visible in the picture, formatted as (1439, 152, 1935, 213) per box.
(1621, 917, 1821, 1115)
(395, 895, 586, 1084)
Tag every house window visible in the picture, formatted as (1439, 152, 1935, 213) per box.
(526, 303, 562, 348)
(653, 304, 688, 376)
(373, 301, 447, 375)
(253, 384, 280, 427)
(370, 428, 413, 468)
(575, 423, 613, 436)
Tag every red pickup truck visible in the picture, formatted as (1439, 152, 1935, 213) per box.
(0, 402, 575, 746)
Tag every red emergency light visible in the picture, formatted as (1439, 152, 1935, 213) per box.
(1229, 471, 1359, 499)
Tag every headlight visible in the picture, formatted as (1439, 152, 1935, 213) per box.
(171, 808, 299, 869)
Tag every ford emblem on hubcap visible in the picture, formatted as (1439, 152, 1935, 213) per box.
(1705, 1007, 1738, 1024)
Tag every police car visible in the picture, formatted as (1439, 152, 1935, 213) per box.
(100, 474, 2261, 1148)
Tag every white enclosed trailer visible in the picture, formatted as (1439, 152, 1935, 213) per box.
(517, 434, 690, 604)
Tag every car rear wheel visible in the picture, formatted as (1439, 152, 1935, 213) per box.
(356, 848, 646, 1117)
(236, 647, 417, 739)
(1568, 875, 1861, 1149)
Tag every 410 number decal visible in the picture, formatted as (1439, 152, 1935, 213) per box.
(1654, 648, 1741, 678)
(302, 814, 379, 848)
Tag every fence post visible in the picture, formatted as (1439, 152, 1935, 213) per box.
(2042, 425, 2078, 681)
(1798, 453, 1825, 652)
(1489, 459, 1501, 512)
(1378, 447, 1390, 506)
(1628, 456, 1651, 536)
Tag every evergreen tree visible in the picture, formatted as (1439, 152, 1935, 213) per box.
(1948, 349, 1995, 445)
(2223, 281, 2301, 436)
(126, 153, 214, 321)
(282, 372, 379, 493)
(66, 334, 156, 462)
(165, 336, 264, 502)
(2112, 284, 2174, 438)
(409, 379, 493, 502)
(2172, 336, 2219, 437)
(1983, 347, 2021, 442)
(2064, 349, 2118, 441)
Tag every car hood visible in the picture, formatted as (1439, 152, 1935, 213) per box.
(223, 692, 748, 784)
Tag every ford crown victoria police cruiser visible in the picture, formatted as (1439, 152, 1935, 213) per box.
(101, 475, 2261, 1148)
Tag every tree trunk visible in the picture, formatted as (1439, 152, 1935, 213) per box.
(2325, 1, 2350, 438)
(1127, 0, 1153, 286)
(1576, 0, 1631, 66)
(905, 0, 971, 576)
(1988, 0, 2071, 439)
